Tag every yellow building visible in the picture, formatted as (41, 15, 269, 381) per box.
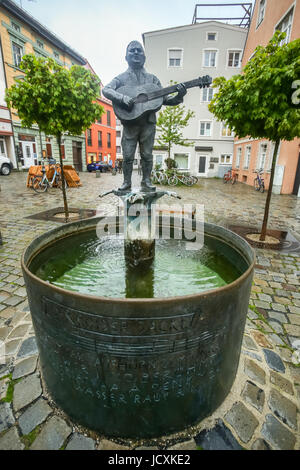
(0, 0, 87, 171)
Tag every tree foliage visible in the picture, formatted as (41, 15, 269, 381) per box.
(156, 98, 195, 162)
(208, 32, 300, 241)
(209, 32, 300, 142)
(5, 54, 104, 220)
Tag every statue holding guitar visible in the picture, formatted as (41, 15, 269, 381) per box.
(102, 40, 212, 192)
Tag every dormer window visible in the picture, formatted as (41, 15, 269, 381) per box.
(37, 40, 44, 49)
(207, 33, 216, 41)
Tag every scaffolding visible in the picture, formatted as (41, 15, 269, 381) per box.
(192, 3, 253, 28)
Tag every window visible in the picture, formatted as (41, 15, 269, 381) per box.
(37, 40, 44, 49)
(98, 131, 102, 147)
(107, 110, 111, 126)
(202, 87, 214, 102)
(154, 154, 166, 167)
(204, 50, 217, 67)
(221, 123, 234, 137)
(228, 51, 241, 68)
(87, 129, 92, 146)
(53, 51, 59, 59)
(174, 153, 189, 170)
(236, 147, 242, 169)
(207, 33, 216, 41)
(11, 22, 20, 33)
(116, 130, 121, 138)
(258, 143, 268, 169)
(116, 146, 121, 153)
(168, 49, 182, 67)
(97, 116, 102, 124)
(60, 142, 65, 160)
(276, 8, 294, 45)
(244, 146, 251, 169)
(257, 0, 266, 27)
(200, 121, 212, 136)
(107, 133, 111, 148)
(12, 42, 23, 67)
(220, 154, 232, 165)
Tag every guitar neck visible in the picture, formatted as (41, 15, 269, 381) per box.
(146, 78, 204, 102)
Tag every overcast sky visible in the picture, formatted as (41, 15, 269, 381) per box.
(18, 0, 255, 84)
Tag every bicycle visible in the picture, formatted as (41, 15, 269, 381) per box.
(253, 169, 265, 193)
(32, 159, 67, 193)
(167, 170, 194, 186)
(223, 168, 237, 184)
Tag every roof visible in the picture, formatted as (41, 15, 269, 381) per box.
(0, 0, 86, 64)
(142, 20, 248, 43)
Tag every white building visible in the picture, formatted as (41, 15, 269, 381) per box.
(0, 42, 16, 168)
(143, 21, 248, 177)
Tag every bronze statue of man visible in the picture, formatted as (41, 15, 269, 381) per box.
(102, 40, 186, 192)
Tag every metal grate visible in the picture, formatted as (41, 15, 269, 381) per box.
(192, 3, 253, 28)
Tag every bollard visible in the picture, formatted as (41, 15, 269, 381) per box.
(95, 170, 101, 178)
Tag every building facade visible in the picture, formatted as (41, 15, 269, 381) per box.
(143, 21, 248, 177)
(233, 0, 300, 195)
(86, 96, 116, 166)
(0, 0, 87, 171)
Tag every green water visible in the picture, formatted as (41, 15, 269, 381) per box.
(31, 231, 246, 299)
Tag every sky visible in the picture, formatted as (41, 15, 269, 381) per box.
(17, 0, 255, 85)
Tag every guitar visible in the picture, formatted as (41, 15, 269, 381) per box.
(113, 75, 212, 124)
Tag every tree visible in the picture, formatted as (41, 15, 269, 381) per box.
(156, 96, 195, 169)
(209, 32, 300, 241)
(5, 55, 104, 221)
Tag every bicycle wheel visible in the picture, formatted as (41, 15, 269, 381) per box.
(182, 175, 193, 186)
(168, 175, 178, 186)
(158, 172, 168, 185)
(151, 172, 159, 184)
(191, 176, 198, 185)
(260, 182, 265, 193)
(56, 175, 67, 190)
(231, 175, 237, 185)
(32, 177, 48, 193)
(254, 178, 260, 191)
(223, 175, 228, 184)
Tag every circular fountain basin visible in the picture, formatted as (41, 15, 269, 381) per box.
(22, 216, 255, 438)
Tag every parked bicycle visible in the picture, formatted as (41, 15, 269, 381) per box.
(32, 159, 67, 193)
(223, 168, 237, 184)
(253, 169, 265, 193)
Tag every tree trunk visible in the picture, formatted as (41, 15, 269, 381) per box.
(56, 133, 69, 223)
(259, 139, 280, 241)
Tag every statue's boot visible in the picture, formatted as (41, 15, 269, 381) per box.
(118, 161, 132, 191)
(141, 161, 156, 192)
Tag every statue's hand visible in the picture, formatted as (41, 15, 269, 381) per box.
(176, 83, 187, 98)
(122, 95, 134, 110)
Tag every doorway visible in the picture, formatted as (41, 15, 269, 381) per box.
(72, 141, 83, 172)
(21, 141, 37, 168)
(197, 155, 207, 175)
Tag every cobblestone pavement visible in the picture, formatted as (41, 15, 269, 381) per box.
(0, 171, 299, 450)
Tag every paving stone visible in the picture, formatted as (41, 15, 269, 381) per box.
(269, 321, 284, 334)
(0, 307, 16, 320)
(269, 334, 285, 346)
(5, 338, 21, 356)
(271, 303, 287, 313)
(268, 311, 288, 323)
(274, 296, 292, 305)
(0, 402, 15, 432)
(18, 398, 52, 435)
(263, 349, 285, 373)
(224, 402, 259, 443)
(0, 376, 10, 400)
(65, 432, 96, 450)
(0, 426, 25, 450)
(194, 419, 243, 450)
(3, 296, 24, 307)
(250, 330, 273, 349)
(242, 335, 258, 351)
(30, 416, 72, 450)
(254, 300, 270, 310)
(13, 373, 42, 412)
(17, 336, 38, 359)
(7, 324, 30, 340)
(288, 305, 300, 314)
(244, 358, 266, 385)
(268, 389, 298, 430)
(0, 326, 10, 341)
(241, 380, 265, 413)
(247, 309, 258, 320)
(261, 414, 296, 450)
(258, 293, 272, 302)
(284, 324, 300, 337)
(251, 438, 271, 450)
(242, 350, 262, 362)
(98, 439, 131, 450)
(12, 355, 38, 380)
